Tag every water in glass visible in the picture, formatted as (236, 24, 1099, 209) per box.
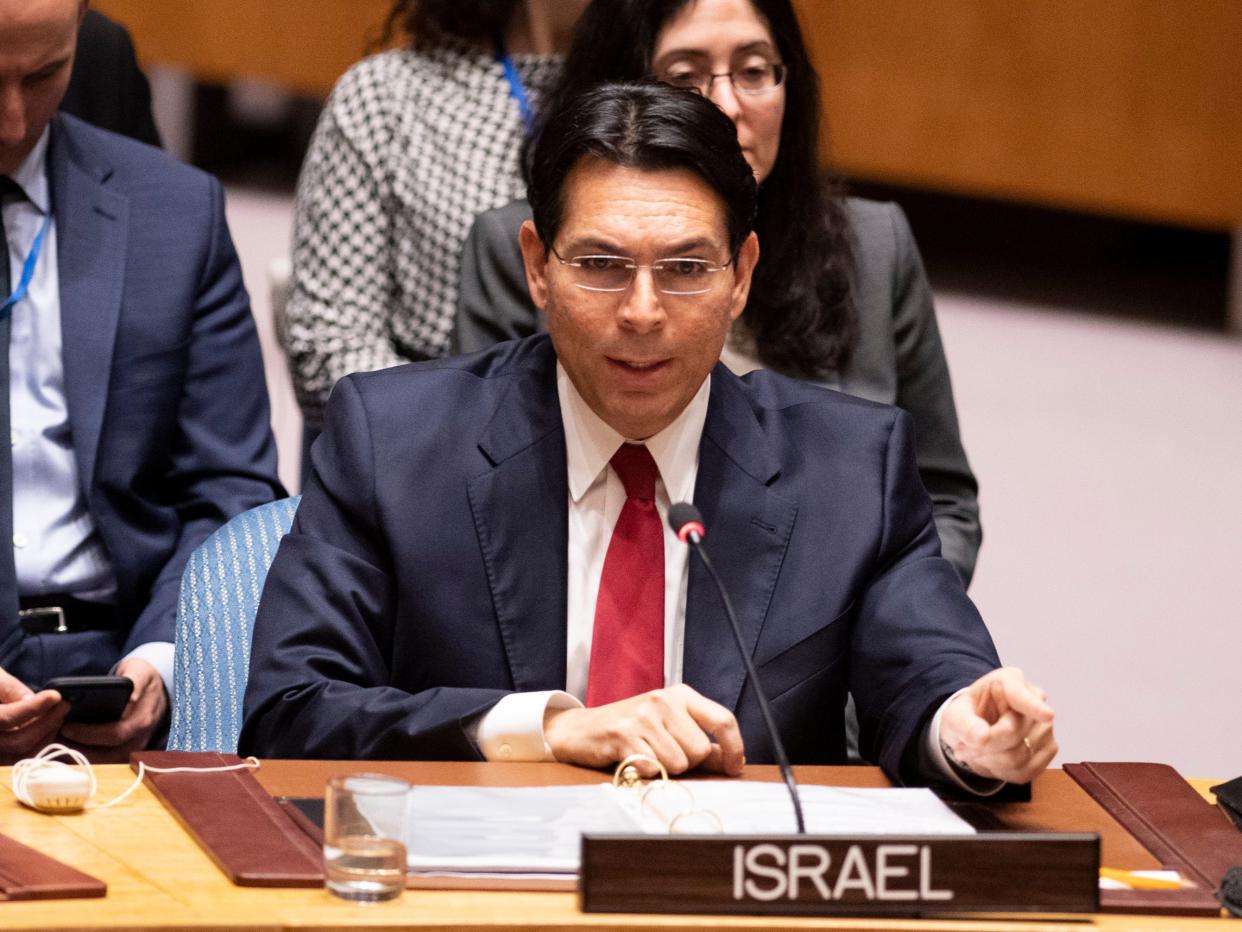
(323, 772, 410, 903)
(324, 834, 407, 902)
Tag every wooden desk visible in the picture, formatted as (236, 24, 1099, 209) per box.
(0, 763, 1231, 930)
(91, 0, 393, 97)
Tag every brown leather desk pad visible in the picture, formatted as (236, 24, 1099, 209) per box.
(0, 831, 106, 901)
(131, 751, 322, 887)
(1067, 762, 1241, 915)
(135, 755, 1229, 915)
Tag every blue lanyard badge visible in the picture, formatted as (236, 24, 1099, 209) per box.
(1, 214, 50, 319)
(496, 49, 536, 137)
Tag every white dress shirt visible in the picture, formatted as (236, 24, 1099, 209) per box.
(3, 130, 171, 686)
(474, 364, 708, 759)
(473, 363, 994, 793)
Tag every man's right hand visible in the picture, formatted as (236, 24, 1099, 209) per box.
(543, 684, 745, 776)
(0, 667, 69, 762)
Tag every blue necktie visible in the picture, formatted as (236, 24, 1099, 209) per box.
(0, 177, 22, 627)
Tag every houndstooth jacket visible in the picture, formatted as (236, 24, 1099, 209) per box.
(285, 42, 560, 428)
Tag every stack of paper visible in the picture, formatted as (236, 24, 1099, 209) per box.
(401, 783, 975, 877)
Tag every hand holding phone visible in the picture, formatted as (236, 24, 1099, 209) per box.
(43, 676, 134, 724)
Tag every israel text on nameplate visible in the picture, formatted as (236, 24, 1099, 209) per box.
(579, 833, 1100, 916)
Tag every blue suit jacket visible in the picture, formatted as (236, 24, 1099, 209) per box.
(240, 336, 998, 782)
(6, 115, 283, 680)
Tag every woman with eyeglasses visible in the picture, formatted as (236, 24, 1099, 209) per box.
(284, 0, 585, 439)
(456, 0, 981, 585)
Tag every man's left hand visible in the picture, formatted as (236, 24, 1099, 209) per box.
(939, 667, 1057, 784)
(59, 658, 168, 762)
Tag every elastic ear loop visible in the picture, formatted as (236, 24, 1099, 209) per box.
(12, 743, 260, 811)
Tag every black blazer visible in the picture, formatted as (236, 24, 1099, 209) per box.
(60, 10, 162, 149)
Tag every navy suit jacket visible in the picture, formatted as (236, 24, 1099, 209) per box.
(5, 115, 283, 680)
(240, 336, 998, 782)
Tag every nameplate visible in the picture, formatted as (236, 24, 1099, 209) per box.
(580, 833, 1099, 916)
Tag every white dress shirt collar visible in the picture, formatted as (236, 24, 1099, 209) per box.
(556, 361, 710, 508)
(9, 128, 50, 214)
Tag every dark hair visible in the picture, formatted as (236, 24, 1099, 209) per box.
(379, 0, 521, 50)
(528, 82, 757, 257)
(538, 0, 856, 379)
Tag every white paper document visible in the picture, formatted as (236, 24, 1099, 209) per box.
(405, 785, 634, 873)
(402, 782, 975, 875)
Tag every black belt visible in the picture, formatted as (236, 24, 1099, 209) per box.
(18, 595, 118, 635)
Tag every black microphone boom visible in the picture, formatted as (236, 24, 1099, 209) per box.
(668, 503, 807, 834)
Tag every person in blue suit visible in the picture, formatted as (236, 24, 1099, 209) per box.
(242, 82, 1054, 791)
(0, 0, 282, 760)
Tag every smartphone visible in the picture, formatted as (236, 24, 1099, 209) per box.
(43, 676, 134, 724)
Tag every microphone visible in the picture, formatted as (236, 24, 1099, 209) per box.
(668, 503, 806, 834)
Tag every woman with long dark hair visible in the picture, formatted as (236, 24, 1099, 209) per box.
(285, 0, 584, 433)
(455, 0, 981, 583)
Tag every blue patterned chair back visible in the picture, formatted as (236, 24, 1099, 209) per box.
(169, 495, 300, 752)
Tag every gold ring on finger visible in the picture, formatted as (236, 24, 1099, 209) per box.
(1023, 737, 1033, 755)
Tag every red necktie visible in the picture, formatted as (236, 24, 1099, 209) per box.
(585, 444, 664, 706)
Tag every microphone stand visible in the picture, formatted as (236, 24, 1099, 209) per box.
(675, 511, 807, 834)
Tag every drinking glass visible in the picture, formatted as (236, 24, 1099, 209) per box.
(323, 773, 410, 903)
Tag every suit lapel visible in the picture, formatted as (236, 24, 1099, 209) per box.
(467, 344, 569, 692)
(683, 369, 797, 713)
(49, 118, 128, 496)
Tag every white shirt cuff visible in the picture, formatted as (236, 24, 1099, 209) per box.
(120, 641, 174, 696)
(473, 690, 582, 762)
(925, 688, 1005, 796)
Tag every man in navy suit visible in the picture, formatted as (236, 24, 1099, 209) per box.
(0, 0, 281, 760)
(242, 83, 1054, 789)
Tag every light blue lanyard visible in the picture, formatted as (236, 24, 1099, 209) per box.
(496, 47, 536, 137)
(1, 213, 50, 320)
